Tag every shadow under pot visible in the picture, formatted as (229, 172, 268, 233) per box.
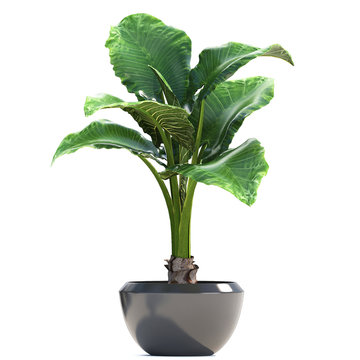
(119, 281, 244, 356)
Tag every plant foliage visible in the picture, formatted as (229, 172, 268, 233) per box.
(53, 13, 293, 259)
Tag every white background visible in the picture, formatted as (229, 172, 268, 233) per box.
(1, 0, 359, 359)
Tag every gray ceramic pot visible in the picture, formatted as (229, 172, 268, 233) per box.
(120, 281, 244, 356)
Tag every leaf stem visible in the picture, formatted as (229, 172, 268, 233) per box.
(138, 155, 176, 251)
(167, 134, 181, 215)
(192, 100, 205, 164)
(178, 179, 197, 257)
(155, 126, 181, 255)
(177, 100, 205, 258)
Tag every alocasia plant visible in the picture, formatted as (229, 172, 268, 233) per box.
(53, 13, 293, 284)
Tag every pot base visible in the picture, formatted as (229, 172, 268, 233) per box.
(120, 281, 244, 356)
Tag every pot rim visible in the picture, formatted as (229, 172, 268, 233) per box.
(120, 281, 243, 294)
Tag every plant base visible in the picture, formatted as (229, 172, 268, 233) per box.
(165, 255, 199, 284)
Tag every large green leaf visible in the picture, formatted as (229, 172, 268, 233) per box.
(105, 13, 191, 104)
(170, 139, 268, 206)
(188, 42, 293, 103)
(190, 77, 274, 162)
(52, 120, 163, 165)
(84, 94, 194, 150)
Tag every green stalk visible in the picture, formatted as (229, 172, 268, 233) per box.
(167, 136, 181, 255)
(138, 155, 176, 250)
(155, 125, 181, 256)
(178, 180, 197, 257)
(159, 90, 182, 255)
(167, 133, 181, 212)
(191, 100, 205, 165)
(177, 100, 205, 258)
(179, 145, 189, 209)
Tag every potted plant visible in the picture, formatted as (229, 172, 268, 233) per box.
(52, 13, 293, 356)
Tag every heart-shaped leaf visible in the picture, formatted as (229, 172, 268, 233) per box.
(105, 13, 191, 104)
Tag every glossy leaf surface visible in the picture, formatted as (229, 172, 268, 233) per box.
(188, 42, 293, 102)
(84, 94, 194, 149)
(52, 120, 161, 164)
(105, 13, 191, 104)
(190, 77, 274, 162)
(170, 139, 268, 206)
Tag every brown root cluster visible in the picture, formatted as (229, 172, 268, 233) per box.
(165, 256, 199, 284)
